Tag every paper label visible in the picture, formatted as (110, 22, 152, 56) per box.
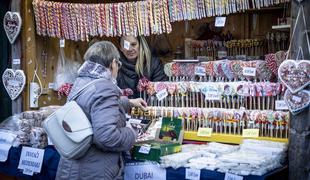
(224, 172, 244, 180)
(128, 118, 142, 124)
(242, 67, 256, 76)
(242, 129, 259, 138)
(292, 95, 302, 103)
(195, 66, 206, 76)
(60, 39, 65, 47)
(197, 128, 212, 137)
(13, 59, 21, 65)
(275, 100, 289, 110)
(185, 168, 201, 180)
(218, 51, 227, 59)
(139, 144, 151, 154)
(23, 168, 34, 176)
(124, 40, 131, 50)
(156, 89, 168, 101)
(48, 83, 54, 89)
(0, 131, 17, 162)
(215, 17, 226, 27)
(204, 87, 220, 101)
(124, 161, 166, 180)
(18, 147, 45, 174)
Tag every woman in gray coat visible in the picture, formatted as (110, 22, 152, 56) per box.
(56, 41, 147, 180)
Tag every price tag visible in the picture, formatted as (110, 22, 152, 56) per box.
(215, 17, 226, 27)
(197, 128, 212, 137)
(195, 66, 206, 76)
(156, 89, 168, 101)
(292, 95, 302, 103)
(218, 51, 227, 59)
(0, 131, 17, 162)
(185, 168, 201, 180)
(18, 147, 45, 175)
(128, 118, 142, 124)
(139, 144, 151, 154)
(124, 40, 131, 50)
(13, 59, 21, 65)
(242, 67, 256, 76)
(242, 129, 259, 138)
(224, 172, 243, 180)
(275, 100, 289, 110)
(60, 39, 65, 47)
(48, 83, 54, 89)
(205, 90, 220, 101)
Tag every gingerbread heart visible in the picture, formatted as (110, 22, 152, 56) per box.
(3, 11, 22, 44)
(284, 89, 310, 115)
(2, 69, 26, 100)
(278, 60, 310, 93)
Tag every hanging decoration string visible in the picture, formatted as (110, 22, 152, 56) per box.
(32, 0, 290, 40)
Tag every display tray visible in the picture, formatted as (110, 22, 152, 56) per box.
(184, 131, 289, 144)
(166, 165, 288, 180)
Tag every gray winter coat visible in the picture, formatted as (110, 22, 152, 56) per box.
(56, 61, 136, 180)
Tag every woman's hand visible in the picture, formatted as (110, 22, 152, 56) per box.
(129, 98, 148, 111)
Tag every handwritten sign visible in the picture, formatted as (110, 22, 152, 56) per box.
(18, 147, 45, 175)
(59, 39, 65, 47)
(197, 128, 212, 137)
(185, 168, 201, 180)
(124, 40, 131, 50)
(0, 131, 17, 162)
(215, 17, 226, 27)
(224, 173, 243, 180)
(275, 100, 289, 110)
(242, 67, 256, 76)
(139, 144, 151, 154)
(195, 66, 206, 76)
(156, 89, 168, 101)
(242, 129, 259, 138)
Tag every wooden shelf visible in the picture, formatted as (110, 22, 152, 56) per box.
(272, 24, 291, 31)
(184, 131, 289, 144)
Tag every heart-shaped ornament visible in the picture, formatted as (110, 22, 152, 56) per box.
(278, 59, 310, 93)
(284, 89, 310, 115)
(2, 69, 26, 100)
(3, 11, 22, 44)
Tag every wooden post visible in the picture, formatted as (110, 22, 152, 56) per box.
(11, 0, 22, 114)
(289, 1, 310, 180)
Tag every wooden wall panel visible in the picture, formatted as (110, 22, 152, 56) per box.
(22, 0, 286, 110)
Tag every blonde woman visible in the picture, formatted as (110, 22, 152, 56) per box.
(117, 35, 167, 98)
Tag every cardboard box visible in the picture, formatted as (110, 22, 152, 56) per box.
(132, 117, 183, 162)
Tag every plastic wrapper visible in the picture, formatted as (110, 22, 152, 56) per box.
(30, 127, 48, 149)
(160, 152, 201, 169)
(0, 106, 59, 148)
(53, 48, 81, 91)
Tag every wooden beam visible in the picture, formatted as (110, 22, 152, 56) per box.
(10, 0, 22, 114)
(288, 1, 310, 180)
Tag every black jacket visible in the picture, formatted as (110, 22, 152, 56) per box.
(117, 54, 167, 98)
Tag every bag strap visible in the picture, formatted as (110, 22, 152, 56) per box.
(68, 79, 103, 101)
